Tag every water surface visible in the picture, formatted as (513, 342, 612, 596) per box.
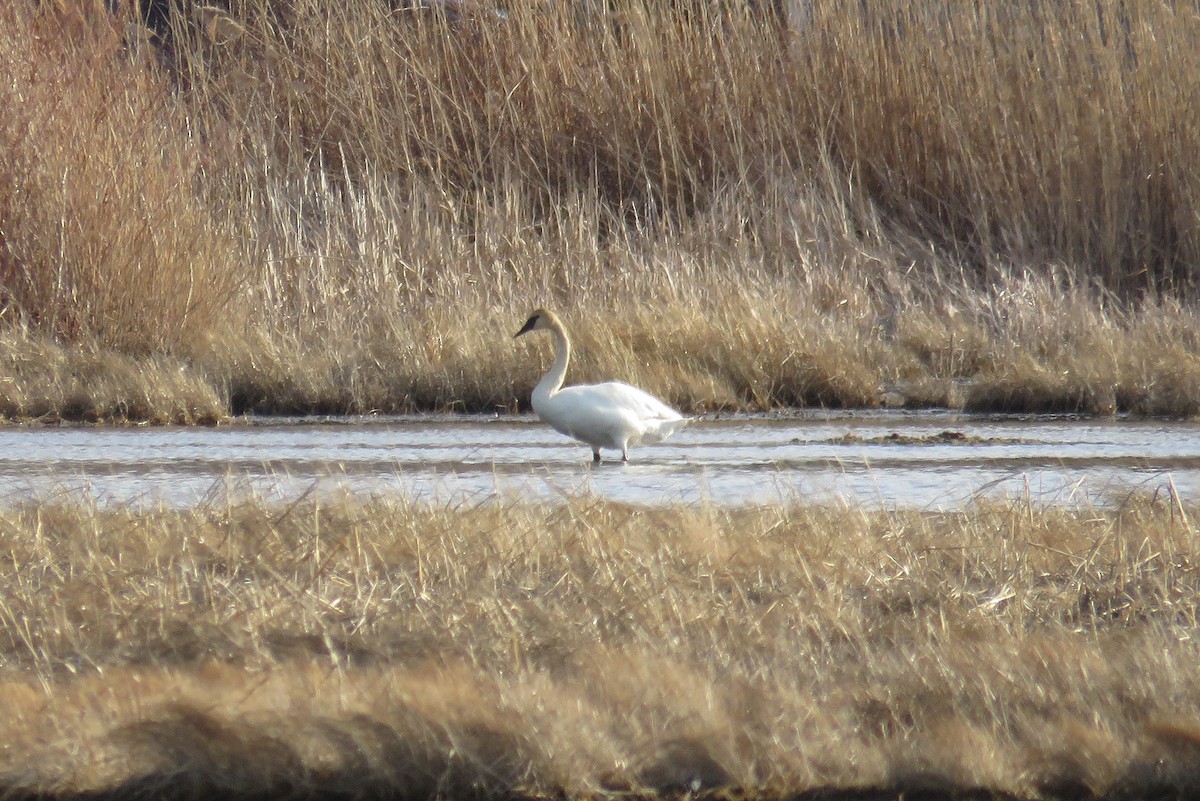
(1, 412, 1197, 509)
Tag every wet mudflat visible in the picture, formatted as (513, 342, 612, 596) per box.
(0, 411, 1197, 509)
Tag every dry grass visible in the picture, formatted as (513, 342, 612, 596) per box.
(0, 4, 244, 354)
(2, 0, 1200, 419)
(0, 324, 225, 422)
(0, 493, 1197, 799)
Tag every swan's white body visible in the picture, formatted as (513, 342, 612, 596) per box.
(515, 309, 689, 462)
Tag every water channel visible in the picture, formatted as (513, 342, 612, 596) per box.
(1, 412, 1197, 509)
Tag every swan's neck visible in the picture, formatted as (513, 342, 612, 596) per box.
(534, 324, 570, 403)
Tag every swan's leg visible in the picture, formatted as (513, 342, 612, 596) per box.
(592, 448, 602, 463)
(621, 447, 629, 462)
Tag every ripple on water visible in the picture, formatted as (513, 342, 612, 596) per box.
(0, 412, 1198, 509)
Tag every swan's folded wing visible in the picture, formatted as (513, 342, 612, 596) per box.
(542, 382, 687, 449)
(588, 381, 684, 422)
(587, 382, 689, 446)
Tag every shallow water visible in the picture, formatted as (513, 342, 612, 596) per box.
(0, 412, 1198, 509)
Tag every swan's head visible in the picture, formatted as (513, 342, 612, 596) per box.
(514, 308, 560, 339)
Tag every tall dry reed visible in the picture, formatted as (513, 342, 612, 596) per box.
(1, 1, 1199, 417)
(0, 4, 243, 354)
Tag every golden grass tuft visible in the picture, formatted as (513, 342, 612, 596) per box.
(0, 493, 1198, 798)
(0, 326, 225, 423)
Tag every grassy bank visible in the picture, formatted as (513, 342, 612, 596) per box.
(0, 493, 1197, 799)
(1, 1, 1199, 420)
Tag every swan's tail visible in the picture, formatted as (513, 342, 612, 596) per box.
(638, 416, 691, 446)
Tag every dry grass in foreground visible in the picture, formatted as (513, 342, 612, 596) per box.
(0, 493, 1198, 800)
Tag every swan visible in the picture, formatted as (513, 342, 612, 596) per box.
(514, 308, 689, 462)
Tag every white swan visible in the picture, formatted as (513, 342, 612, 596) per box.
(514, 308, 689, 462)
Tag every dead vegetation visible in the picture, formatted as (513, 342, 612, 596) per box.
(0, 1, 1199, 419)
(0, 493, 1197, 799)
(3, 8, 1199, 797)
